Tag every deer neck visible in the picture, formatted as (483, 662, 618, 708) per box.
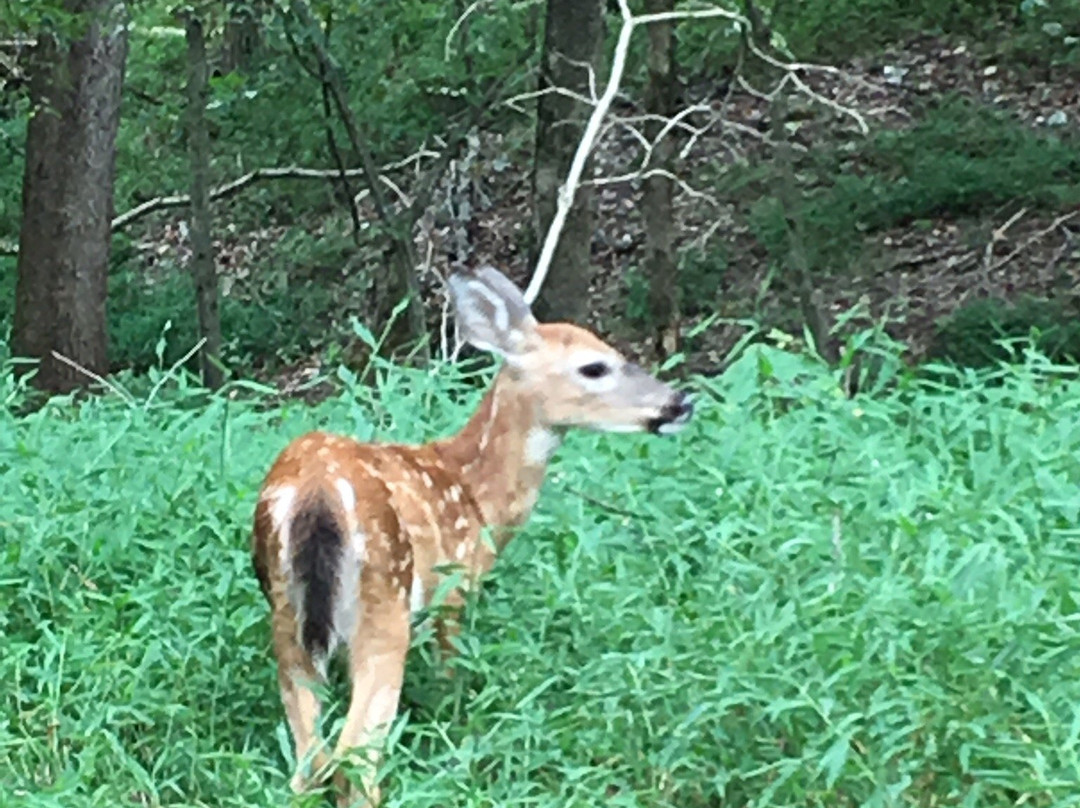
(435, 367, 563, 537)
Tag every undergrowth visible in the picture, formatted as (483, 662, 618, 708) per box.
(1, 333, 1079, 807)
(746, 95, 1080, 275)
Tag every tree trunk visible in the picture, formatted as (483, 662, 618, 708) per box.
(222, 0, 263, 74)
(770, 93, 838, 365)
(530, 0, 605, 323)
(184, 12, 224, 390)
(642, 0, 679, 359)
(13, 0, 128, 394)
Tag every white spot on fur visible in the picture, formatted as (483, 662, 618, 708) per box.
(421, 471, 434, 488)
(454, 542, 467, 561)
(409, 574, 425, 613)
(657, 420, 687, 435)
(447, 485, 462, 503)
(454, 515, 469, 530)
(525, 427, 561, 466)
(335, 478, 356, 513)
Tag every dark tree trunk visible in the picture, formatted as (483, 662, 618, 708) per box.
(642, 0, 679, 359)
(184, 12, 224, 390)
(13, 0, 128, 394)
(530, 0, 605, 323)
(222, 0, 263, 74)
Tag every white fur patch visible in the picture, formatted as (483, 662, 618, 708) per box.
(266, 486, 298, 571)
(408, 573, 426, 614)
(267, 485, 297, 531)
(328, 532, 364, 658)
(525, 426, 562, 466)
(657, 420, 688, 435)
(335, 478, 356, 514)
(596, 422, 645, 434)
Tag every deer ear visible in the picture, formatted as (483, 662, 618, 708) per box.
(448, 266, 538, 359)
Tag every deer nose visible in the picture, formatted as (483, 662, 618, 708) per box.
(648, 391, 693, 435)
(662, 392, 694, 424)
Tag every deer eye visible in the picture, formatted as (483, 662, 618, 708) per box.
(578, 361, 611, 380)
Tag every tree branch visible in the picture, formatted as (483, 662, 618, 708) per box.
(110, 166, 379, 230)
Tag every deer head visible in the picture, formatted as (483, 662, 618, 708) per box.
(448, 265, 693, 436)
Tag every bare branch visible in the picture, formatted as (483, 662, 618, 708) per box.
(111, 166, 371, 229)
(523, 0, 870, 304)
(524, 0, 636, 304)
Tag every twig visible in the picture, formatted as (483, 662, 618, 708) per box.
(445, 0, 487, 60)
(982, 207, 1027, 270)
(562, 486, 650, 521)
(111, 166, 374, 229)
(144, 337, 208, 408)
(50, 351, 136, 405)
(987, 210, 1079, 274)
(583, 168, 721, 207)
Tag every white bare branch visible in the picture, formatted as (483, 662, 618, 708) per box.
(522, 0, 871, 305)
(523, 0, 636, 305)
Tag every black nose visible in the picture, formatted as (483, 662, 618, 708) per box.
(662, 392, 693, 422)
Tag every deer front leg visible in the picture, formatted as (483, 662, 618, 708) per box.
(271, 610, 331, 794)
(333, 597, 410, 808)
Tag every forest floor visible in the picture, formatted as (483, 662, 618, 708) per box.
(453, 33, 1080, 373)
(125, 32, 1080, 392)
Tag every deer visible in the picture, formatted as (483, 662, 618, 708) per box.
(250, 265, 693, 807)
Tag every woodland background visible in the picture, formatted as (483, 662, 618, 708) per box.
(2, 2, 1080, 807)
(2, 0, 1079, 393)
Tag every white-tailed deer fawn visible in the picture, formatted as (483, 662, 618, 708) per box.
(250, 266, 693, 806)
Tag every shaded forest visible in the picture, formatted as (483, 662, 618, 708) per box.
(2, 0, 1078, 397)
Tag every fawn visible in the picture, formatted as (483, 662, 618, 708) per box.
(250, 265, 693, 806)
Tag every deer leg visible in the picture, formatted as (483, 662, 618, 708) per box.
(332, 597, 409, 808)
(434, 588, 467, 675)
(272, 609, 331, 794)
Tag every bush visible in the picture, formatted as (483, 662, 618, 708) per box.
(928, 295, 1080, 368)
(748, 96, 1080, 274)
(107, 265, 340, 374)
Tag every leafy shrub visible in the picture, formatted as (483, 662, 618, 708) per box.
(107, 265, 340, 373)
(621, 245, 728, 326)
(928, 295, 1080, 368)
(749, 96, 1080, 273)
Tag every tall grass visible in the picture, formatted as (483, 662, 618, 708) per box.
(1, 338, 1079, 807)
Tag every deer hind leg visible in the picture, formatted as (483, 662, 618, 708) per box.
(271, 607, 332, 794)
(434, 588, 467, 675)
(331, 594, 410, 808)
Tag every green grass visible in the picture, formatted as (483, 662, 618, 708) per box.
(2, 337, 1080, 807)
